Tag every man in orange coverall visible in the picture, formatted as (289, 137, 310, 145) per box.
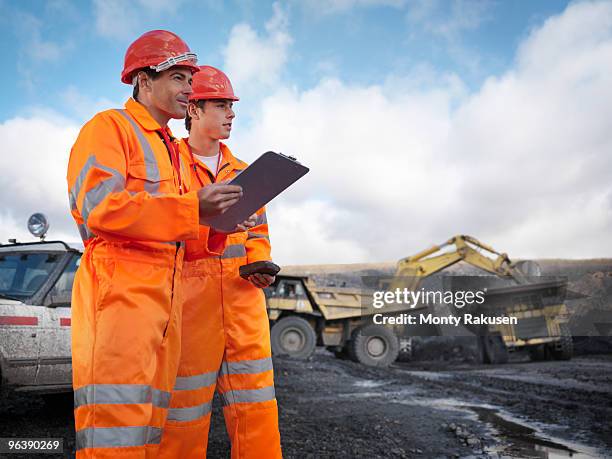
(157, 66, 282, 458)
(67, 31, 252, 458)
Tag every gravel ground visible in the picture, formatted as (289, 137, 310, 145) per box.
(1, 350, 611, 458)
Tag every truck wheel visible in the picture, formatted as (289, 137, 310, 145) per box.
(270, 317, 316, 359)
(350, 324, 399, 367)
(480, 332, 509, 364)
(552, 323, 573, 360)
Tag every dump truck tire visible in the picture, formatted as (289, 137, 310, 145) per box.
(552, 323, 573, 361)
(480, 332, 509, 364)
(351, 324, 399, 367)
(271, 316, 316, 359)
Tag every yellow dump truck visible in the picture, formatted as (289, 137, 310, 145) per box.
(265, 275, 407, 367)
(265, 235, 573, 367)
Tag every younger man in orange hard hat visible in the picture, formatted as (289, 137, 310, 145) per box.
(157, 66, 282, 458)
(67, 32, 253, 458)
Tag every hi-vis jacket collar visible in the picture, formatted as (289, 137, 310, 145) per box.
(187, 141, 247, 174)
(125, 97, 175, 136)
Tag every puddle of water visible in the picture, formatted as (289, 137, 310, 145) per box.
(467, 405, 600, 459)
(352, 379, 390, 388)
(338, 391, 384, 399)
(398, 370, 453, 381)
(395, 396, 602, 458)
(338, 388, 418, 399)
(472, 372, 612, 394)
(402, 396, 496, 412)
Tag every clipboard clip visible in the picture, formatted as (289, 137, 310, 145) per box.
(278, 152, 299, 162)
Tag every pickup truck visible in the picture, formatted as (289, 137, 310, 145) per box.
(0, 240, 80, 394)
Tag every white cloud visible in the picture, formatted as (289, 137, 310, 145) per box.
(60, 87, 125, 121)
(405, 0, 494, 75)
(15, 11, 66, 62)
(93, 0, 187, 40)
(267, 200, 369, 264)
(222, 2, 292, 98)
(45, 0, 81, 22)
(12, 9, 73, 91)
(93, 0, 139, 41)
(168, 118, 188, 140)
(0, 115, 81, 244)
(407, 0, 492, 39)
(229, 0, 612, 262)
(137, 0, 186, 14)
(299, 0, 406, 15)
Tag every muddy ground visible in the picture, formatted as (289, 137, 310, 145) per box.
(1, 349, 611, 458)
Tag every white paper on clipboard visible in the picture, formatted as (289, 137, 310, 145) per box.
(206, 151, 309, 232)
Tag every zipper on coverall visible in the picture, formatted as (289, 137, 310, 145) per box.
(159, 131, 183, 337)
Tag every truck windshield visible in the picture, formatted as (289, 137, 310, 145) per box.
(0, 252, 61, 301)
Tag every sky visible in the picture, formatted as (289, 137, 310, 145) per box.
(1, 0, 611, 264)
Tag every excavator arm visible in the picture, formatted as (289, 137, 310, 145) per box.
(391, 235, 528, 291)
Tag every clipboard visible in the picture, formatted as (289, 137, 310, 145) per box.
(206, 151, 309, 231)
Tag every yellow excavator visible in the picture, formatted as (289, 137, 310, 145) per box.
(390, 235, 572, 364)
(265, 235, 572, 366)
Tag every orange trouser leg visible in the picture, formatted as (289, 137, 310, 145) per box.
(158, 261, 225, 459)
(72, 248, 183, 459)
(216, 266, 282, 459)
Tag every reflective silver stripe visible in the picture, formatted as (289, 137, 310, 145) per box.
(81, 175, 124, 224)
(173, 371, 217, 391)
(219, 357, 273, 377)
(76, 426, 162, 450)
(219, 244, 246, 259)
(220, 385, 276, 406)
(167, 401, 212, 422)
(144, 180, 159, 194)
(152, 388, 171, 408)
(75, 160, 124, 224)
(69, 190, 77, 212)
(247, 232, 269, 241)
(70, 155, 96, 211)
(114, 109, 161, 184)
(70, 157, 125, 211)
(255, 213, 267, 226)
(69, 157, 124, 242)
(74, 384, 171, 409)
(78, 223, 93, 241)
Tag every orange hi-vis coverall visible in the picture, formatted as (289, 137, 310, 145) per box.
(67, 98, 222, 459)
(158, 142, 282, 459)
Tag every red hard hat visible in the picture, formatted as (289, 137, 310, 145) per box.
(121, 30, 199, 84)
(189, 66, 239, 101)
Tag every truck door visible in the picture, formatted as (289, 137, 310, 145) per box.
(0, 254, 46, 386)
(0, 303, 43, 386)
(37, 254, 79, 386)
(276, 279, 312, 311)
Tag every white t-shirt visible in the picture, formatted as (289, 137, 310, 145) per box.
(194, 152, 221, 176)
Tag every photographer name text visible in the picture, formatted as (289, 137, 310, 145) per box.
(372, 313, 517, 326)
